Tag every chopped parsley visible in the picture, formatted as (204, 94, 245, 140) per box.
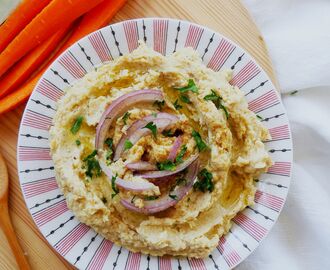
(153, 100, 165, 111)
(290, 90, 298, 95)
(180, 94, 191, 104)
(256, 115, 263, 120)
(75, 139, 81, 146)
(193, 168, 214, 192)
(156, 160, 176, 171)
(173, 99, 183, 110)
(170, 177, 187, 192)
(83, 150, 101, 178)
(203, 89, 219, 101)
(152, 112, 158, 117)
(162, 129, 175, 137)
(122, 112, 131, 125)
(175, 79, 199, 93)
(219, 102, 229, 119)
(124, 139, 133, 151)
(203, 90, 229, 119)
(144, 195, 159, 201)
(105, 138, 114, 162)
(175, 145, 187, 164)
(192, 130, 208, 152)
(70, 116, 83, 134)
(105, 138, 113, 148)
(111, 175, 119, 198)
(143, 122, 157, 138)
(169, 194, 178, 200)
(101, 197, 107, 204)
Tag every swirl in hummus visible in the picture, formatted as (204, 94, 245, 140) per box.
(50, 43, 272, 258)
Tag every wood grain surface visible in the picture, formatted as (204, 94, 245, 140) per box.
(0, 0, 278, 269)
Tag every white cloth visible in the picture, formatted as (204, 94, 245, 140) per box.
(0, 0, 19, 24)
(238, 1, 330, 269)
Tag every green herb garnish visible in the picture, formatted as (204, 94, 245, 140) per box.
(170, 177, 187, 192)
(219, 103, 229, 119)
(256, 115, 263, 120)
(192, 130, 208, 152)
(83, 150, 98, 161)
(175, 79, 198, 93)
(144, 195, 159, 201)
(169, 194, 178, 200)
(156, 160, 176, 171)
(105, 138, 113, 148)
(122, 112, 131, 125)
(153, 100, 165, 111)
(105, 138, 114, 162)
(106, 151, 113, 164)
(203, 89, 219, 101)
(162, 129, 175, 137)
(83, 150, 101, 178)
(193, 168, 214, 192)
(152, 112, 158, 117)
(75, 139, 81, 146)
(204, 90, 229, 119)
(144, 122, 157, 138)
(111, 175, 119, 198)
(173, 99, 183, 110)
(175, 145, 187, 164)
(180, 94, 191, 104)
(124, 139, 133, 151)
(70, 116, 83, 134)
(290, 90, 298, 95)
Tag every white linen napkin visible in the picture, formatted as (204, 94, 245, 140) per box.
(238, 1, 330, 269)
(0, 0, 19, 24)
(242, 0, 330, 92)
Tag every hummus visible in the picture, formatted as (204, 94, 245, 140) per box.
(50, 43, 272, 258)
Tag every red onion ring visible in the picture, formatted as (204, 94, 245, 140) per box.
(149, 175, 176, 186)
(126, 161, 157, 171)
(95, 90, 164, 150)
(114, 114, 179, 161)
(99, 162, 157, 192)
(167, 136, 182, 162)
(136, 154, 199, 179)
(120, 158, 199, 214)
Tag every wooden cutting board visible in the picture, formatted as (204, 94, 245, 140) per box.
(0, 0, 278, 269)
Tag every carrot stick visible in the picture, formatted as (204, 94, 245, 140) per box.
(0, 0, 104, 77)
(0, 23, 73, 99)
(0, 0, 52, 53)
(0, 0, 127, 115)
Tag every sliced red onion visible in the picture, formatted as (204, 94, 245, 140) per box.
(149, 175, 176, 186)
(99, 162, 157, 192)
(114, 114, 179, 161)
(167, 136, 182, 162)
(95, 90, 164, 150)
(126, 161, 157, 171)
(136, 154, 199, 179)
(120, 159, 199, 214)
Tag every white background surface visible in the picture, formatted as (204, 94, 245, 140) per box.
(1, 1, 330, 269)
(239, 1, 330, 269)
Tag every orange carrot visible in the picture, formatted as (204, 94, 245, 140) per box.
(0, 0, 104, 77)
(0, 0, 127, 115)
(0, 24, 73, 99)
(0, 0, 52, 53)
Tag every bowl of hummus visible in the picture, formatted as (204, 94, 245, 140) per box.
(17, 18, 292, 269)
